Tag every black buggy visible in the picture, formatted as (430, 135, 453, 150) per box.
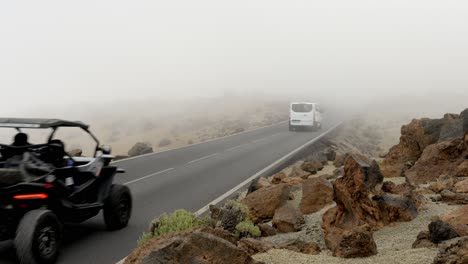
(0, 118, 132, 264)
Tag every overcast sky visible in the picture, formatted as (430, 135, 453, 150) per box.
(0, 0, 467, 115)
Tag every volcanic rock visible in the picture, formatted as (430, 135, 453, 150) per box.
(441, 205, 468, 237)
(301, 160, 323, 174)
(272, 205, 305, 233)
(375, 194, 418, 224)
(454, 178, 468, 193)
(381, 111, 467, 178)
(129, 229, 261, 264)
(429, 220, 459, 244)
(433, 236, 468, 264)
(441, 190, 468, 205)
(280, 240, 321, 255)
(257, 223, 277, 237)
(128, 142, 153, 157)
(406, 138, 466, 184)
(299, 177, 334, 214)
(412, 231, 436, 249)
(242, 184, 290, 223)
(247, 177, 271, 194)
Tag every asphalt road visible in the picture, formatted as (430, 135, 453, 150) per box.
(0, 118, 340, 264)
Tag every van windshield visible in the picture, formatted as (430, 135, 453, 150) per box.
(291, 104, 313, 113)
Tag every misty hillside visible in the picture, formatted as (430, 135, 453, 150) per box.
(0, 97, 288, 156)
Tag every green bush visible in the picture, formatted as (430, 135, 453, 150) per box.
(235, 220, 261, 238)
(138, 209, 202, 247)
(197, 215, 217, 228)
(152, 209, 201, 237)
(225, 200, 249, 215)
(137, 232, 153, 247)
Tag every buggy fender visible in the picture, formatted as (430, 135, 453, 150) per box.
(97, 167, 117, 203)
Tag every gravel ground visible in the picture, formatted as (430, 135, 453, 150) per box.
(254, 192, 460, 264)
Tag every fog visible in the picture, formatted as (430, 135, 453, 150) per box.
(0, 0, 467, 116)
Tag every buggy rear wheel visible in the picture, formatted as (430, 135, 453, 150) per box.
(14, 210, 61, 264)
(103, 184, 132, 230)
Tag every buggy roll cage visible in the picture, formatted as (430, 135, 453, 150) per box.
(0, 118, 101, 157)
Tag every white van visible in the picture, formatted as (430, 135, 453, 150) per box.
(289, 102, 323, 131)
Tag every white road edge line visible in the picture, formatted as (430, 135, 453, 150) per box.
(123, 168, 174, 185)
(112, 120, 288, 164)
(115, 122, 339, 264)
(194, 123, 341, 216)
(187, 153, 219, 164)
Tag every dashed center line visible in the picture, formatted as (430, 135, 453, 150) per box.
(226, 133, 283, 151)
(225, 144, 247, 152)
(252, 138, 267, 143)
(124, 168, 174, 185)
(251, 133, 281, 143)
(187, 153, 219, 164)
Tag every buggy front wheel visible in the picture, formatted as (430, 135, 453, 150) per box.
(14, 209, 61, 264)
(103, 184, 132, 230)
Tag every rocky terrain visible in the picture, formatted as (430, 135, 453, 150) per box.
(124, 108, 468, 264)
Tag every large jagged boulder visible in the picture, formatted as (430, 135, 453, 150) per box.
(441, 206, 468, 237)
(322, 154, 384, 258)
(272, 205, 305, 233)
(126, 229, 262, 264)
(406, 138, 467, 184)
(322, 153, 421, 258)
(433, 236, 468, 264)
(242, 184, 290, 223)
(128, 142, 153, 157)
(325, 154, 383, 230)
(381, 111, 467, 178)
(299, 177, 334, 214)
